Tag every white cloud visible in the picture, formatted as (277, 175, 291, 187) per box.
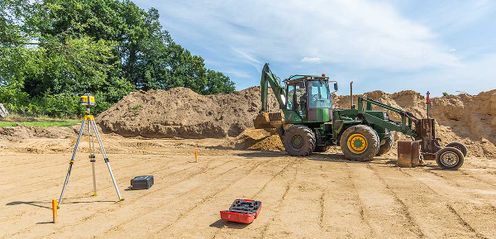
(149, 0, 459, 71)
(135, 0, 496, 93)
(415, 0, 495, 33)
(231, 47, 261, 70)
(301, 57, 321, 63)
(346, 53, 496, 96)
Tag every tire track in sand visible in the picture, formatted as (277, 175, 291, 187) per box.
(8, 157, 236, 239)
(459, 170, 496, 187)
(54, 158, 238, 238)
(344, 163, 375, 237)
(0, 156, 177, 234)
(208, 158, 300, 239)
(259, 160, 351, 239)
(100, 159, 273, 238)
(152, 159, 287, 237)
(299, 161, 375, 238)
(370, 164, 486, 238)
(365, 164, 425, 238)
(0, 157, 177, 227)
(258, 160, 299, 239)
(0, 156, 171, 201)
(400, 168, 495, 238)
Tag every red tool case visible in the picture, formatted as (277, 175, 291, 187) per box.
(220, 199, 262, 224)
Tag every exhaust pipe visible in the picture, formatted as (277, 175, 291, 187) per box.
(350, 81, 354, 109)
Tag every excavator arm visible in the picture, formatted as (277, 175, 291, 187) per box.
(254, 63, 286, 129)
(260, 63, 286, 112)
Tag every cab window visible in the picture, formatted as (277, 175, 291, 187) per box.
(286, 85, 295, 110)
(308, 80, 331, 109)
(286, 83, 306, 112)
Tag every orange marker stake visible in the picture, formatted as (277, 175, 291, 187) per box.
(52, 199, 58, 223)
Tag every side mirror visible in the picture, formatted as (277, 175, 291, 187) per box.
(334, 82, 338, 91)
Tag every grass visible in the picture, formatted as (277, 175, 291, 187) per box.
(0, 119, 80, 128)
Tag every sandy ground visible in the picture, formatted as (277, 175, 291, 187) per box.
(1, 134, 496, 239)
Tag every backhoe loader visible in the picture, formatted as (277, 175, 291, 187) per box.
(254, 63, 467, 169)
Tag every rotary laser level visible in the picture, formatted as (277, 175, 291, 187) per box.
(58, 94, 123, 206)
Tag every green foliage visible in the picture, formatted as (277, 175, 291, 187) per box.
(442, 92, 450, 97)
(0, 0, 235, 117)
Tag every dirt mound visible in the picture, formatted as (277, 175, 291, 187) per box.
(98, 86, 495, 157)
(430, 90, 496, 157)
(97, 87, 278, 139)
(231, 128, 284, 151)
(0, 126, 73, 141)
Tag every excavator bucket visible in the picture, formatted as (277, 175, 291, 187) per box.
(253, 112, 283, 129)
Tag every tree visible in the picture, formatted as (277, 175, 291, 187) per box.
(204, 70, 235, 94)
(0, 0, 235, 117)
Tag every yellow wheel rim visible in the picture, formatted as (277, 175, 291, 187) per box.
(347, 133, 368, 154)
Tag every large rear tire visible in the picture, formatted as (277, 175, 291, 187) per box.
(436, 147, 464, 170)
(376, 134, 394, 156)
(282, 125, 316, 156)
(340, 125, 380, 161)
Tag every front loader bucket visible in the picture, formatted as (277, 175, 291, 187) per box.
(397, 140, 421, 167)
(253, 112, 283, 129)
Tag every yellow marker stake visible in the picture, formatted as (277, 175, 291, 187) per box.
(52, 199, 58, 223)
(194, 148, 199, 163)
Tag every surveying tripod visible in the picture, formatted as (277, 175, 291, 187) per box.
(58, 95, 123, 206)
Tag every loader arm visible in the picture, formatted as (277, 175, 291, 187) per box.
(356, 96, 418, 137)
(355, 96, 466, 169)
(260, 63, 286, 112)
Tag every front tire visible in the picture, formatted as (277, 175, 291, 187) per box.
(282, 125, 316, 156)
(340, 125, 380, 161)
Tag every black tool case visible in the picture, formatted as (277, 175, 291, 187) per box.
(130, 175, 154, 190)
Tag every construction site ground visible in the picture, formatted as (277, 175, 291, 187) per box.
(1, 134, 496, 239)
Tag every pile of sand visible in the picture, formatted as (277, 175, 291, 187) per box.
(97, 87, 278, 138)
(430, 90, 496, 157)
(0, 126, 73, 141)
(230, 128, 284, 151)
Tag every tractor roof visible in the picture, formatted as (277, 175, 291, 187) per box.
(284, 75, 329, 84)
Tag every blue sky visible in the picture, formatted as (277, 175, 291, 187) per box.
(134, 0, 496, 96)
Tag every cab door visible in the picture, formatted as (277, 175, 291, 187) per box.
(285, 82, 307, 122)
(306, 80, 332, 122)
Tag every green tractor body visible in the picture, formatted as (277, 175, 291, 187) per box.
(255, 63, 391, 160)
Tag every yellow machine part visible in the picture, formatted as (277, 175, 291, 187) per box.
(253, 112, 283, 129)
(80, 95, 96, 106)
(347, 133, 368, 154)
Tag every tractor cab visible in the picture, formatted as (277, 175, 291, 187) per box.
(254, 63, 338, 129)
(283, 75, 338, 123)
